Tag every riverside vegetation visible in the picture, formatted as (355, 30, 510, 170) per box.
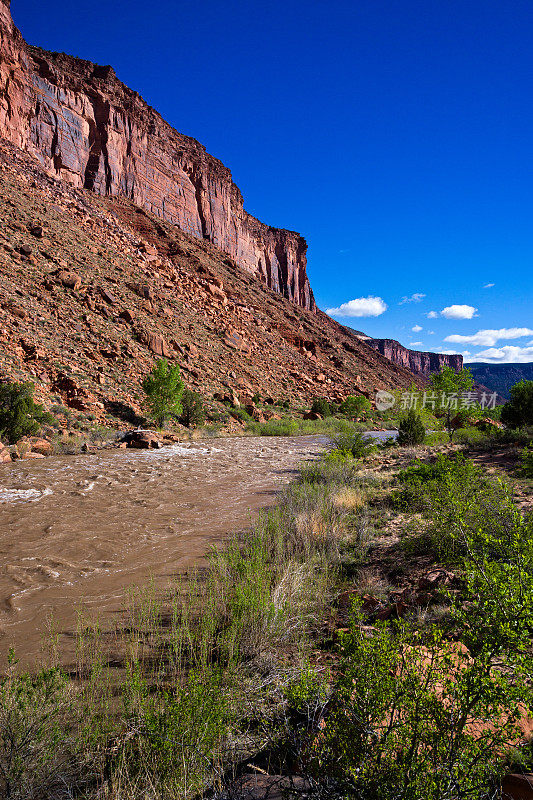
(1, 406, 533, 800)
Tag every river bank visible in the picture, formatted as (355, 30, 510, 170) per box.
(1, 431, 532, 799)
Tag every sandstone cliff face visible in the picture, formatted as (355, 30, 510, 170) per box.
(362, 338, 463, 377)
(0, 0, 314, 310)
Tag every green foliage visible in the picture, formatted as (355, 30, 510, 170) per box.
(179, 388, 205, 427)
(251, 392, 261, 404)
(0, 658, 80, 800)
(311, 397, 332, 417)
(0, 381, 52, 444)
(312, 614, 526, 800)
(114, 666, 230, 797)
(332, 429, 375, 459)
(501, 380, 533, 429)
(398, 409, 425, 446)
(429, 365, 474, 394)
(520, 444, 533, 478)
(339, 394, 371, 417)
(141, 359, 184, 428)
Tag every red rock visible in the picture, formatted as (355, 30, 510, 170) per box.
(27, 437, 53, 456)
(58, 270, 82, 291)
(0, 441, 11, 463)
(100, 288, 116, 305)
(363, 337, 463, 377)
(303, 411, 322, 420)
(119, 309, 135, 323)
(21, 451, 45, 459)
(139, 331, 173, 358)
(0, 3, 315, 310)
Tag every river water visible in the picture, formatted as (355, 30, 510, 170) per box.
(0, 435, 329, 666)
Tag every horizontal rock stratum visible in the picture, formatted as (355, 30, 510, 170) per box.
(360, 337, 463, 377)
(0, 0, 314, 310)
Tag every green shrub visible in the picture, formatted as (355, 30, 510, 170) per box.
(179, 388, 205, 427)
(0, 658, 82, 800)
(142, 359, 184, 428)
(398, 409, 425, 446)
(501, 380, 533, 429)
(0, 381, 53, 444)
(311, 397, 332, 417)
(339, 395, 371, 417)
(332, 429, 375, 459)
(311, 613, 525, 800)
(520, 444, 533, 478)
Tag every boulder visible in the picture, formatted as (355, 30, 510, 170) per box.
(140, 331, 173, 358)
(303, 411, 323, 420)
(58, 270, 82, 291)
(0, 441, 11, 463)
(122, 430, 162, 449)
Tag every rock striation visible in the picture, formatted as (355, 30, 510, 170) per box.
(361, 337, 463, 377)
(0, 0, 314, 310)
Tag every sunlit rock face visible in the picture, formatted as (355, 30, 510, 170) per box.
(0, 0, 315, 310)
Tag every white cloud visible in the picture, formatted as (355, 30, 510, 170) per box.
(467, 346, 533, 363)
(412, 324, 423, 332)
(427, 311, 439, 319)
(484, 283, 495, 288)
(428, 330, 435, 335)
(400, 292, 426, 304)
(441, 304, 478, 319)
(445, 327, 533, 347)
(409, 341, 423, 346)
(326, 296, 388, 318)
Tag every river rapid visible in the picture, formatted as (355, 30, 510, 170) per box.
(0, 435, 329, 666)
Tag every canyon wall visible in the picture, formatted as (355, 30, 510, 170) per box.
(0, 0, 314, 310)
(362, 337, 463, 377)
(465, 362, 533, 400)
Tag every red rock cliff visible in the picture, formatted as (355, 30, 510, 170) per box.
(362, 338, 463, 377)
(0, 0, 315, 310)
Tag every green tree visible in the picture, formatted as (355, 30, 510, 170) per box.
(398, 409, 426, 446)
(0, 381, 52, 444)
(311, 398, 332, 417)
(429, 366, 475, 441)
(179, 389, 206, 428)
(142, 359, 184, 428)
(339, 395, 371, 418)
(501, 380, 533, 429)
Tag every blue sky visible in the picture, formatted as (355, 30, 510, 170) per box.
(13, 0, 533, 362)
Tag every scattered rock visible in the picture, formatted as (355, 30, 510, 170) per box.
(58, 270, 82, 291)
(139, 331, 173, 358)
(100, 287, 117, 305)
(0, 441, 11, 463)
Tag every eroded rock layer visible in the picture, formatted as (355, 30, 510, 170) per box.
(362, 337, 463, 377)
(0, 0, 314, 309)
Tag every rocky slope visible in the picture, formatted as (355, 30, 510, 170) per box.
(0, 0, 313, 309)
(465, 363, 533, 400)
(360, 336, 463, 377)
(0, 139, 421, 423)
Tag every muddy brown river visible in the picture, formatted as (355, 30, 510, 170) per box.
(0, 435, 327, 666)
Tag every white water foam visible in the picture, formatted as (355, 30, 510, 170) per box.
(0, 487, 53, 504)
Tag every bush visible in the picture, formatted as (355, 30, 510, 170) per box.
(310, 613, 525, 800)
(339, 395, 371, 418)
(501, 380, 533, 429)
(142, 359, 184, 428)
(520, 444, 533, 478)
(0, 381, 52, 444)
(332, 429, 375, 459)
(179, 389, 205, 427)
(311, 398, 332, 417)
(398, 409, 425, 446)
(0, 659, 82, 800)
